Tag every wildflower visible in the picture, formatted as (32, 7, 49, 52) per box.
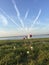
(27, 51, 29, 54)
(14, 46, 16, 49)
(30, 46, 33, 50)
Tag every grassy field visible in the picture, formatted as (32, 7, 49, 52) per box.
(0, 38, 49, 65)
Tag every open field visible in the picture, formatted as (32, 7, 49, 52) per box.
(0, 38, 49, 65)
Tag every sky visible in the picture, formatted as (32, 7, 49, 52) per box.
(0, 0, 49, 37)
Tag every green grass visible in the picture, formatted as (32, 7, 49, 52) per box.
(0, 38, 49, 65)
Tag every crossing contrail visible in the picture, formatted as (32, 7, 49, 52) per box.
(24, 10, 29, 20)
(12, 0, 24, 28)
(30, 9, 41, 28)
(0, 8, 21, 29)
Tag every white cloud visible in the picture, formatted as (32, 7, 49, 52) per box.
(0, 8, 20, 29)
(0, 14, 8, 26)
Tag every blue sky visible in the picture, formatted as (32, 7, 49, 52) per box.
(0, 0, 49, 37)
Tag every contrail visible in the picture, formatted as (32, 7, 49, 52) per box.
(0, 8, 21, 29)
(24, 10, 29, 20)
(12, 0, 24, 28)
(31, 9, 41, 28)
